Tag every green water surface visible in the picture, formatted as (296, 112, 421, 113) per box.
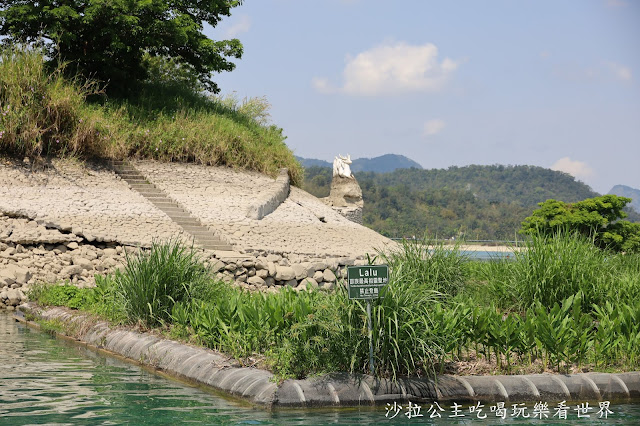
(1, 312, 639, 425)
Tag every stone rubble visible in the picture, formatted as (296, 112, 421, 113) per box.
(1, 158, 396, 309)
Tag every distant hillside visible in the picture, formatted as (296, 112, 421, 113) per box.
(609, 185, 640, 213)
(351, 154, 423, 173)
(296, 154, 422, 173)
(303, 164, 610, 239)
(295, 156, 332, 168)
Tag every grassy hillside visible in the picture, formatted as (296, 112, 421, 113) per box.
(0, 46, 302, 185)
(303, 165, 629, 240)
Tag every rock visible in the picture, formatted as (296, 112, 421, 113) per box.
(298, 277, 318, 290)
(60, 265, 83, 278)
(313, 270, 324, 283)
(278, 258, 290, 267)
(247, 276, 265, 286)
(264, 277, 275, 287)
(292, 264, 309, 280)
(284, 279, 297, 287)
(267, 262, 277, 277)
(224, 263, 237, 272)
(208, 260, 225, 273)
(0, 268, 16, 286)
(311, 262, 328, 272)
(67, 242, 79, 250)
(266, 254, 281, 263)
(83, 250, 98, 261)
(6, 288, 22, 306)
(102, 258, 118, 268)
(256, 269, 269, 279)
(72, 256, 93, 271)
(321, 281, 335, 291)
(323, 268, 337, 283)
(275, 265, 296, 281)
(102, 248, 118, 257)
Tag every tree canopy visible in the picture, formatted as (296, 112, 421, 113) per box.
(521, 195, 640, 252)
(0, 0, 243, 94)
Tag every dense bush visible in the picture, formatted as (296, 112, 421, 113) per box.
(0, 46, 302, 185)
(29, 236, 640, 378)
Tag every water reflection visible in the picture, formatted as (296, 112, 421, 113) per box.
(1, 312, 639, 425)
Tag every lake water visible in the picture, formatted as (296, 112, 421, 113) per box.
(2, 312, 640, 425)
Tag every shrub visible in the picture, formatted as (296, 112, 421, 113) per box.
(114, 240, 211, 327)
(0, 45, 303, 185)
(486, 231, 615, 310)
(0, 45, 106, 158)
(379, 237, 468, 297)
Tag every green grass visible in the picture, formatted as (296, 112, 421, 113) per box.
(479, 231, 639, 312)
(0, 45, 302, 185)
(29, 235, 640, 380)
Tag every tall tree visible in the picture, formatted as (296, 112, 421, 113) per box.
(521, 195, 640, 252)
(0, 0, 243, 94)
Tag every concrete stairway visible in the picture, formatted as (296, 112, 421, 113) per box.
(111, 160, 233, 251)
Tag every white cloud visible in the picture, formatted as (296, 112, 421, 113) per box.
(311, 77, 335, 94)
(551, 157, 595, 180)
(606, 61, 632, 81)
(423, 119, 446, 136)
(313, 42, 459, 96)
(225, 15, 251, 38)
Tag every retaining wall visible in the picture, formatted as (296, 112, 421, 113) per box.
(16, 304, 640, 408)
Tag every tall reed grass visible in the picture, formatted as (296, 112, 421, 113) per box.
(113, 240, 211, 327)
(0, 45, 302, 185)
(29, 236, 640, 378)
(483, 231, 617, 310)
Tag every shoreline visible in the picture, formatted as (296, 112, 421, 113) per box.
(16, 303, 640, 408)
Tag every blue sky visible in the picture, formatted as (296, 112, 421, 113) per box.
(207, 0, 639, 194)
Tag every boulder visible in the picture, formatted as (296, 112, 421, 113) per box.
(275, 265, 296, 281)
(292, 264, 309, 280)
(298, 277, 318, 290)
(284, 279, 297, 287)
(72, 256, 93, 271)
(60, 265, 83, 278)
(323, 268, 337, 283)
(247, 276, 265, 287)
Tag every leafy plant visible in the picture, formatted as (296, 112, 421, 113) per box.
(114, 239, 210, 327)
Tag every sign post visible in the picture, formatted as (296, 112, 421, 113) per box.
(347, 265, 389, 376)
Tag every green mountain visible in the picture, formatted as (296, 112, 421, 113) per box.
(303, 164, 619, 240)
(296, 154, 422, 173)
(609, 185, 640, 213)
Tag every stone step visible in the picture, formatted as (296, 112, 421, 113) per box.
(187, 231, 218, 238)
(129, 184, 158, 190)
(165, 210, 192, 216)
(144, 195, 171, 200)
(110, 161, 232, 250)
(198, 244, 233, 250)
(166, 214, 195, 220)
(151, 201, 178, 211)
(177, 223, 205, 229)
(190, 233, 222, 239)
